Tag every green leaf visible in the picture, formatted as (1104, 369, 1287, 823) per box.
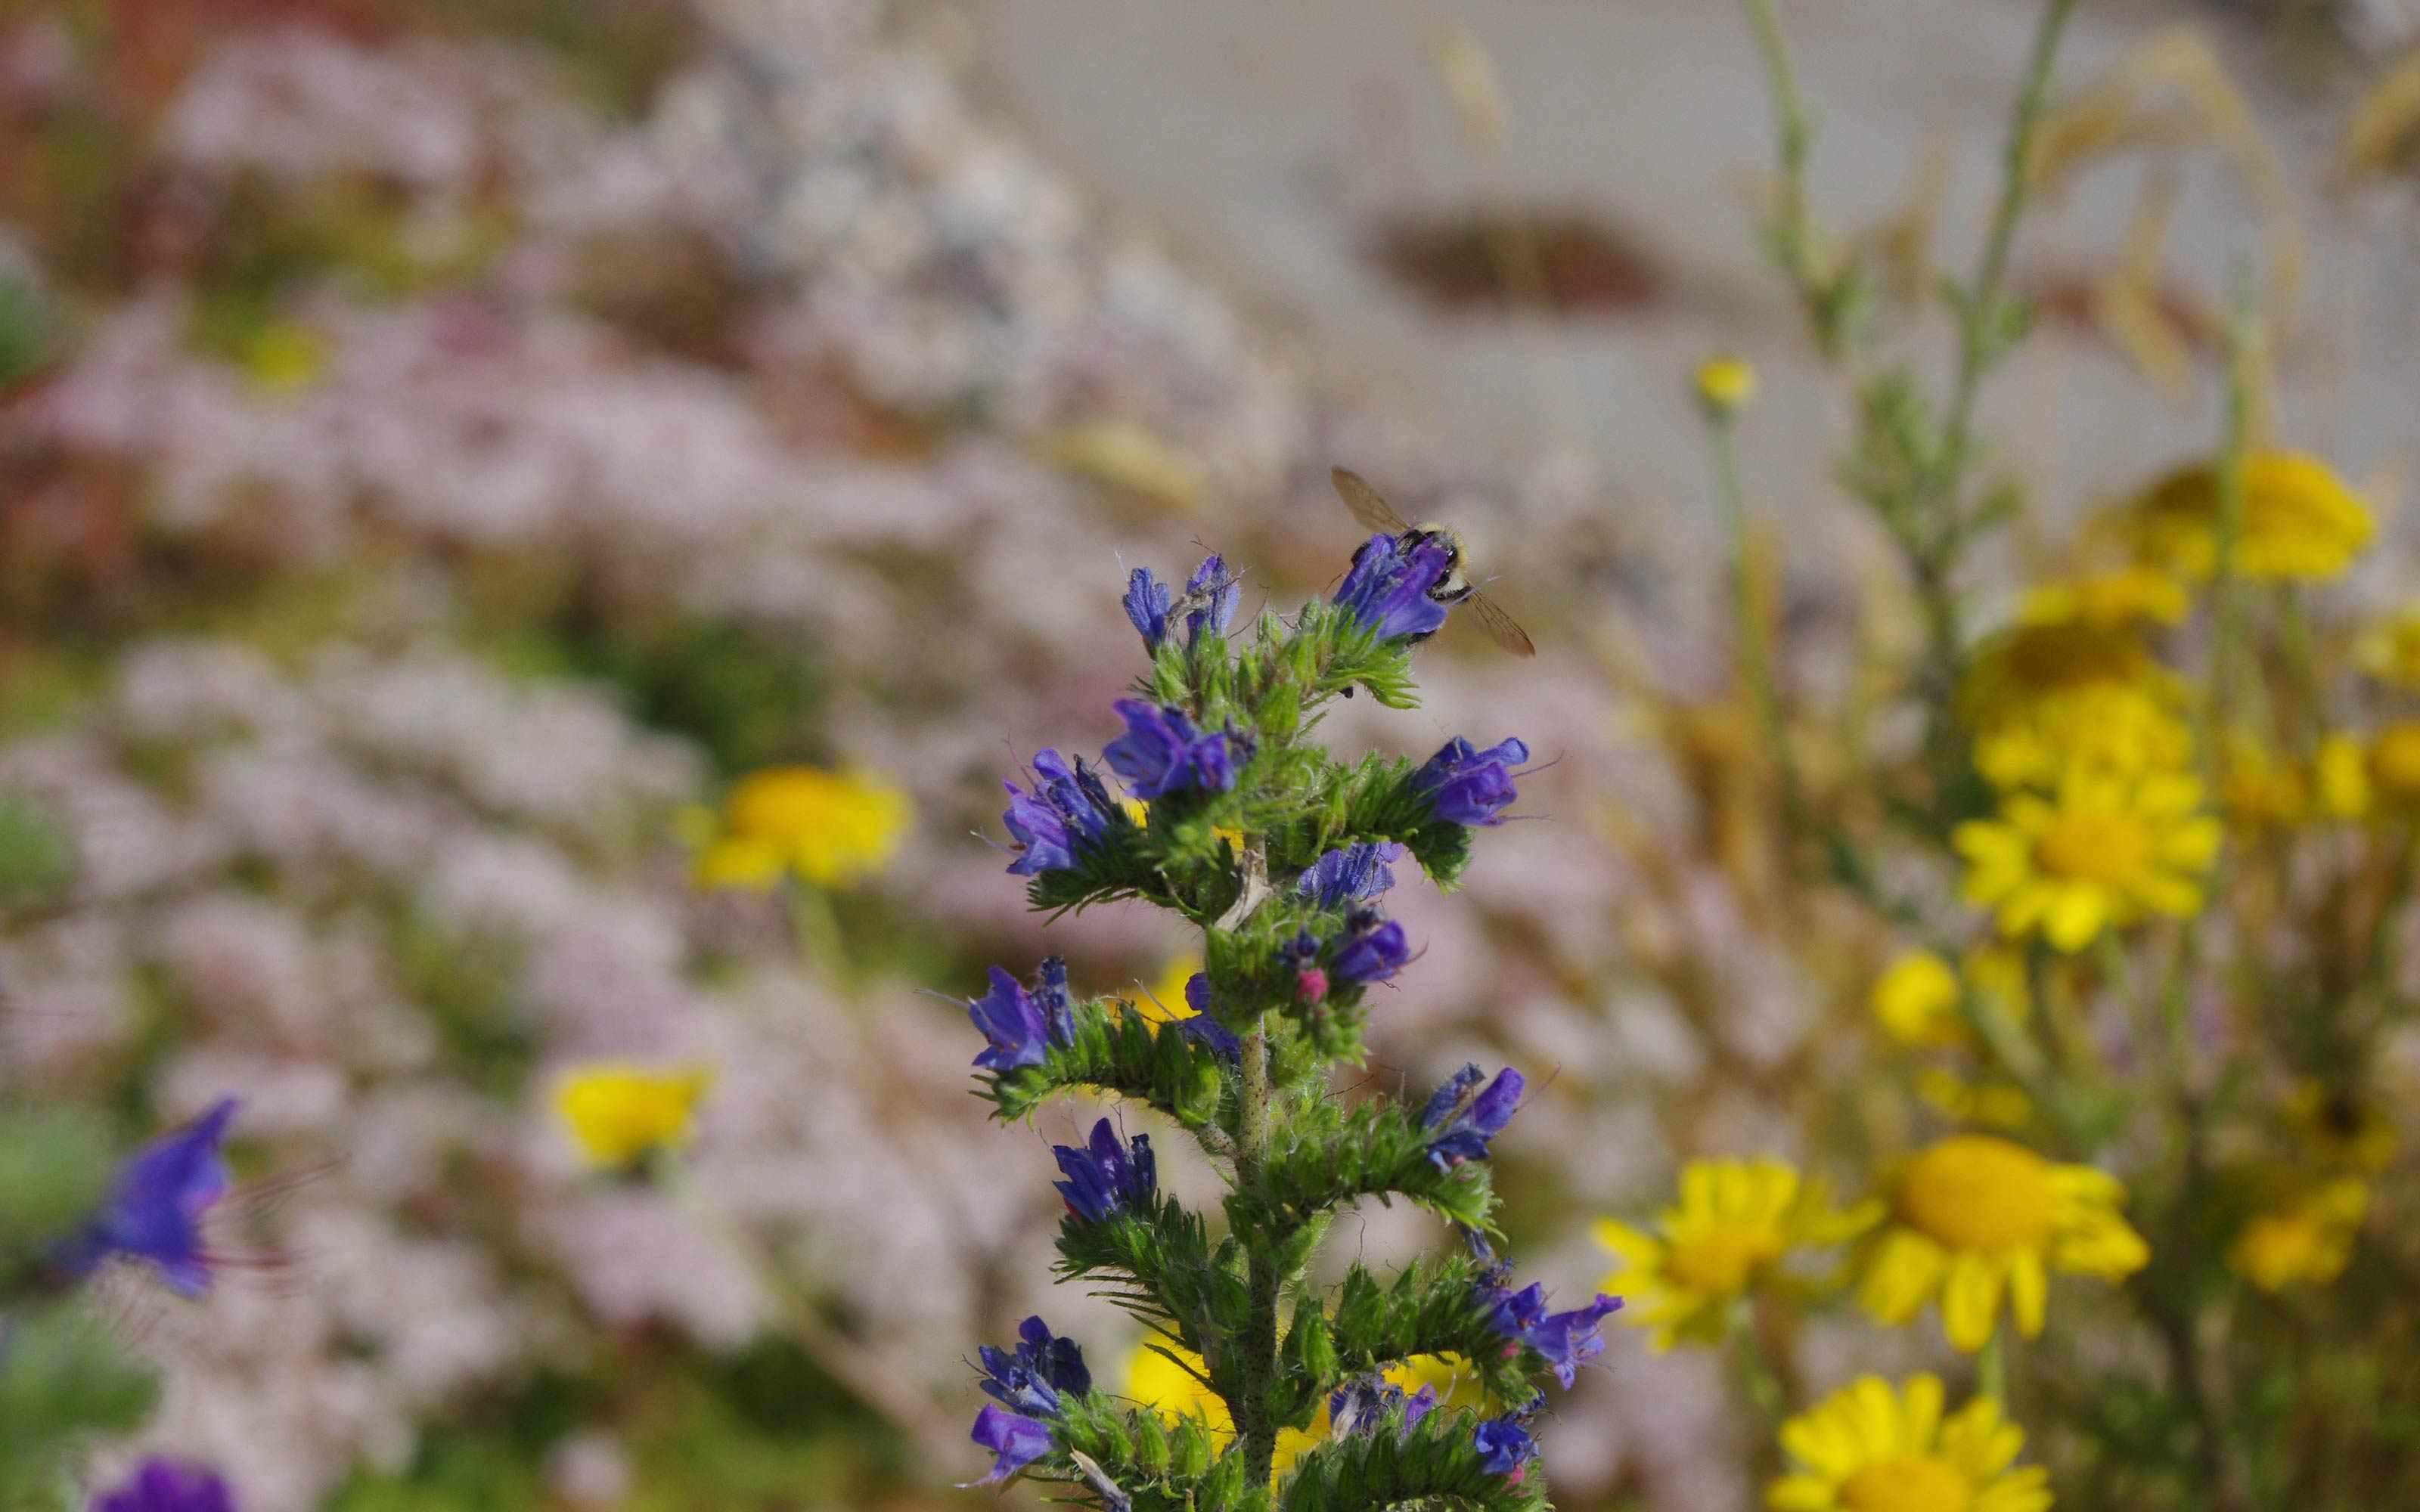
(982, 998, 1228, 1130)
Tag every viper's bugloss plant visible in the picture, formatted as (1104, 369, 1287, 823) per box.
(953, 548, 1601, 1507)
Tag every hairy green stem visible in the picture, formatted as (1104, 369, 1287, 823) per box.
(1236, 1016, 1280, 1484)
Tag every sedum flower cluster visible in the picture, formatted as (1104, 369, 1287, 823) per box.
(951, 535, 1604, 1507)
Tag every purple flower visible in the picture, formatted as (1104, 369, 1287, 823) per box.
(1479, 1274, 1621, 1389)
(1124, 556, 1236, 653)
(1335, 533, 1454, 643)
(1124, 568, 1173, 650)
(89, 1461, 235, 1512)
(1002, 750, 1119, 876)
(57, 1101, 237, 1297)
(1103, 700, 1246, 800)
(1179, 554, 1239, 642)
(1176, 973, 1243, 1060)
(1328, 1376, 1438, 1441)
(1053, 1118, 1156, 1222)
(1472, 1416, 1538, 1475)
(969, 1404, 1056, 1484)
(968, 960, 1075, 1073)
(1295, 841, 1402, 909)
(1329, 908, 1410, 987)
(1413, 736, 1530, 827)
(977, 1314, 1092, 1417)
(1419, 1065, 1525, 1169)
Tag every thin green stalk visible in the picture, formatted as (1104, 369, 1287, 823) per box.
(1710, 410, 1810, 843)
(1977, 1325, 2009, 1405)
(787, 883, 849, 981)
(1937, 0, 2082, 486)
(1236, 1018, 1279, 1483)
(1730, 1297, 1791, 1434)
(2207, 286, 2263, 745)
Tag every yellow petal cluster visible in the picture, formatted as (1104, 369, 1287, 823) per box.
(1857, 1135, 2148, 1352)
(1767, 1373, 2052, 1512)
(2226, 1176, 2369, 1294)
(2126, 451, 2374, 582)
(1596, 1157, 1877, 1351)
(693, 765, 913, 891)
(554, 1062, 712, 1170)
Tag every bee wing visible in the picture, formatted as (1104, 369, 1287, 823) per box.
(1330, 466, 1413, 535)
(1468, 590, 1536, 656)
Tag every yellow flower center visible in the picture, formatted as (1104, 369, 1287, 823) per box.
(1838, 1455, 1975, 1512)
(1663, 1220, 1786, 1296)
(2030, 809, 2152, 886)
(1897, 1136, 2060, 1254)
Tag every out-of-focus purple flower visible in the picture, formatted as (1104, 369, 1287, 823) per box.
(1052, 1118, 1156, 1222)
(57, 1100, 238, 1297)
(1472, 1415, 1538, 1476)
(968, 1404, 1055, 1484)
(1413, 737, 1530, 827)
(1329, 908, 1410, 987)
(968, 962, 1073, 1073)
(1103, 700, 1246, 800)
(1296, 841, 1402, 909)
(977, 1314, 1091, 1417)
(1123, 568, 1172, 651)
(1176, 973, 1243, 1060)
(1419, 1064, 1525, 1169)
(1335, 533, 1454, 642)
(1328, 1376, 1438, 1441)
(1002, 750, 1119, 876)
(1478, 1273, 1621, 1389)
(1179, 554, 1238, 643)
(89, 1460, 236, 1512)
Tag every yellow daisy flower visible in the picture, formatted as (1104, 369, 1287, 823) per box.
(1767, 1373, 2052, 1512)
(693, 766, 913, 891)
(2017, 567, 2189, 630)
(1953, 770, 2221, 952)
(2226, 1176, 2369, 1294)
(1857, 1135, 2149, 1352)
(2314, 733, 2373, 820)
(2127, 451, 2375, 582)
(2363, 723, 2420, 811)
(1870, 947, 2030, 1050)
(2356, 609, 2420, 689)
(1595, 1157, 1878, 1351)
(554, 1062, 712, 1170)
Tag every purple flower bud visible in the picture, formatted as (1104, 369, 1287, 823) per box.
(1053, 1118, 1156, 1223)
(1419, 1065, 1525, 1169)
(1002, 750, 1120, 876)
(1478, 1275, 1621, 1390)
(89, 1460, 234, 1512)
(976, 1314, 1092, 1417)
(1412, 736, 1529, 827)
(1335, 533, 1454, 643)
(968, 962, 1074, 1073)
(1473, 1416, 1538, 1475)
(57, 1101, 238, 1297)
(1103, 700, 1247, 800)
(1124, 569, 1173, 651)
(1329, 908, 1410, 987)
(968, 1404, 1056, 1484)
(1180, 554, 1239, 642)
(1296, 966, 1329, 1005)
(1295, 841, 1403, 909)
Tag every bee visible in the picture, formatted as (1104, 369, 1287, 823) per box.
(1330, 466, 1535, 657)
